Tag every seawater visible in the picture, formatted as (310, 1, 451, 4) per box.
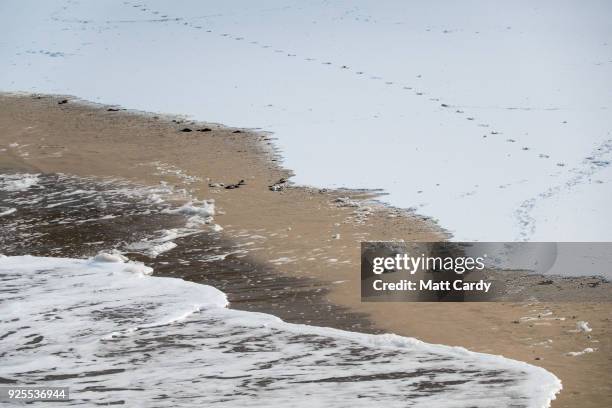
(0, 172, 561, 407)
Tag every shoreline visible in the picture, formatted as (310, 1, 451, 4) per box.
(1, 93, 610, 407)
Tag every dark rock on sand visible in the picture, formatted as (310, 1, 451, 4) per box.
(538, 280, 554, 285)
(269, 178, 288, 192)
(180, 128, 193, 132)
(225, 179, 245, 189)
(197, 128, 212, 132)
(58, 99, 68, 105)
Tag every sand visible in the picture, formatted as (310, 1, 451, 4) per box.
(1, 93, 610, 407)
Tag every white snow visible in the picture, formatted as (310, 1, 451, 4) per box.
(1, 1, 611, 240)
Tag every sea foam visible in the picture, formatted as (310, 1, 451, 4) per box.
(0, 255, 561, 407)
(0, 173, 40, 192)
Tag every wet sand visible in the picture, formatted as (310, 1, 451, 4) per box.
(1, 93, 610, 407)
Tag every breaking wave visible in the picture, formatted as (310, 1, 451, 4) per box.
(0, 255, 561, 407)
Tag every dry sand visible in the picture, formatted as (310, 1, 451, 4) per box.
(1, 93, 610, 407)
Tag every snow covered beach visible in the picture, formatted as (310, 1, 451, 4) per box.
(1, 1, 611, 406)
(1, 0, 611, 240)
(1, 98, 609, 407)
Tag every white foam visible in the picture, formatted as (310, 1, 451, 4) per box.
(566, 348, 595, 357)
(0, 255, 561, 407)
(575, 321, 592, 333)
(0, 207, 16, 216)
(0, 172, 223, 262)
(126, 228, 200, 258)
(0, 173, 40, 192)
(93, 251, 129, 263)
(164, 200, 215, 218)
(161, 200, 217, 232)
(150, 161, 203, 184)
